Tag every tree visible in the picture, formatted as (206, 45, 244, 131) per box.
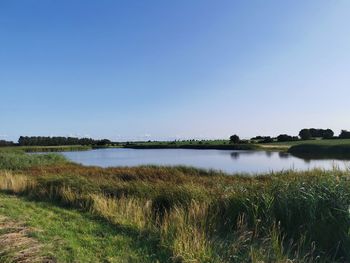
(261, 136, 274, 143)
(339, 130, 350, 139)
(251, 136, 274, 143)
(309, 128, 318, 138)
(0, 140, 14, 147)
(17, 136, 112, 146)
(299, 128, 334, 139)
(229, 135, 240, 144)
(323, 129, 334, 139)
(299, 129, 312, 140)
(277, 134, 298, 142)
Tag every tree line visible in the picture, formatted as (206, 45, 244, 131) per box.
(230, 128, 350, 144)
(0, 140, 15, 147)
(18, 136, 111, 146)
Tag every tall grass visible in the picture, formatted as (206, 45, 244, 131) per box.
(0, 171, 34, 193)
(0, 145, 91, 152)
(0, 151, 350, 262)
(0, 151, 68, 170)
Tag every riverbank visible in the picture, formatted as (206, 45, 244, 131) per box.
(0, 145, 92, 152)
(0, 150, 349, 262)
(125, 142, 259, 150)
(288, 143, 350, 160)
(123, 140, 291, 151)
(3, 138, 350, 154)
(123, 138, 350, 153)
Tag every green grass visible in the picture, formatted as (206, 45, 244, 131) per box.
(124, 140, 259, 150)
(0, 194, 169, 262)
(0, 145, 92, 152)
(0, 151, 69, 170)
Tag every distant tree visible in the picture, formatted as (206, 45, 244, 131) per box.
(309, 128, 318, 138)
(300, 128, 334, 140)
(261, 136, 274, 143)
(17, 136, 111, 146)
(0, 140, 15, 147)
(277, 134, 299, 142)
(299, 129, 312, 140)
(251, 136, 274, 143)
(250, 136, 264, 141)
(339, 130, 350, 139)
(323, 129, 334, 139)
(229, 135, 240, 144)
(96, 139, 111, 146)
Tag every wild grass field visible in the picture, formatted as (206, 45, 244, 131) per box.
(0, 149, 350, 262)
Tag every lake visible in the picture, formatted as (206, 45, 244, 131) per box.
(60, 148, 350, 174)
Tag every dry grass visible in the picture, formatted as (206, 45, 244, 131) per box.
(0, 172, 35, 194)
(0, 215, 53, 263)
(89, 194, 152, 228)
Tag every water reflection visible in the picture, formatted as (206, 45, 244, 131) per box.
(278, 152, 290, 159)
(229, 150, 291, 159)
(230, 152, 240, 160)
(265, 151, 273, 158)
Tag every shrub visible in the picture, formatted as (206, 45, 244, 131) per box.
(229, 135, 240, 144)
(339, 130, 350, 139)
(299, 129, 312, 140)
(277, 134, 298, 142)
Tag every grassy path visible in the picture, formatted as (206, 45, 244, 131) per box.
(0, 193, 169, 263)
(0, 215, 47, 262)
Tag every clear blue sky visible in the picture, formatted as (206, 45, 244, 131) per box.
(1, 0, 349, 142)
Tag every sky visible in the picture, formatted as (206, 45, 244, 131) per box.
(1, 0, 350, 142)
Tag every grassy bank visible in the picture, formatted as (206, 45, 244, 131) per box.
(0, 194, 167, 262)
(0, 150, 68, 170)
(0, 145, 92, 152)
(263, 138, 350, 147)
(289, 143, 350, 160)
(126, 138, 350, 152)
(0, 150, 350, 262)
(124, 140, 259, 151)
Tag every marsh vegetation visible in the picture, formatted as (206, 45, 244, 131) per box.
(0, 150, 350, 262)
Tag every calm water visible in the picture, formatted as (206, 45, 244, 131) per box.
(60, 148, 350, 174)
